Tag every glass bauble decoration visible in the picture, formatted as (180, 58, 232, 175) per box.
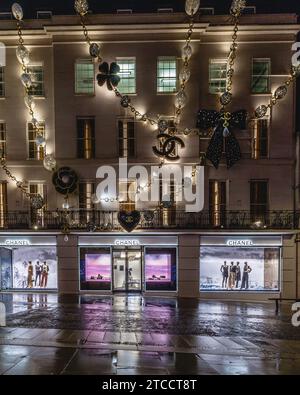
(121, 96, 131, 108)
(175, 90, 188, 108)
(179, 68, 191, 83)
(31, 117, 39, 127)
(62, 201, 70, 210)
(89, 43, 100, 58)
(220, 91, 232, 106)
(230, 0, 246, 17)
(16, 45, 30, 65)
(21, 73, 32, 88)
(24, 95, 35, 109)
(182, 44, 193, 61)
(185, 0, 201, 16)
(158, 119, 169, 132)
(12, 3, 23, 20)
(35, 135, 46, 147)
(87, 222, 97, 232)
(74, 0, 89, 16)
(43, 154, 57, 172)
(275, 85, 288, 100)
(223, 127, 230, 138)
(31, 194, 45, 210)
(255, 105, 268, 118)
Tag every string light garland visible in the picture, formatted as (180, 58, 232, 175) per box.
(75, 0, 200, 132)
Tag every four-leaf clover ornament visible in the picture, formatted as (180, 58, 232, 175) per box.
(97, 62, 121, 91)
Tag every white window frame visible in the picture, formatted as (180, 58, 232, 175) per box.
(75, 59, 95, 95)
(209, 59, 228, 94)
(0, 67, 5, 97)
(27, 121, 46, 160)
(27, 63, 45, 97)
(157, 57, 178, 94)
(116, 57, 136, 95)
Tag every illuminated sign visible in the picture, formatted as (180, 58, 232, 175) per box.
(226, 239, 253, 247)
(4, 239, 30, 246)
(114, 239, 140, 247)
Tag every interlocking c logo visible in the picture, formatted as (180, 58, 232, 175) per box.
(152, 133, 185, 161)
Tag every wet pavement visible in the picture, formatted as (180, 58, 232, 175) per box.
(0, 293, 300, 375)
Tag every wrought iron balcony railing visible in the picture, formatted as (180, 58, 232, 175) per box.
(0, 210, 298, 231)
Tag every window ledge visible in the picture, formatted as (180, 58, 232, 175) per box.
(251, 93, 272, 96)
(157, 92, 177, 96)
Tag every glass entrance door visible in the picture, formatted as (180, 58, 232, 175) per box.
(113, 249, 142, 292)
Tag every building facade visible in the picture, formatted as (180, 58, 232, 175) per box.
(0, 10, 299, 300)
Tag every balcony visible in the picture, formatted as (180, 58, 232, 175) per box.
(0, 210, 298, 232)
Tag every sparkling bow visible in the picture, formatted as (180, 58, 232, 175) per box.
(197, 109, 247, 169)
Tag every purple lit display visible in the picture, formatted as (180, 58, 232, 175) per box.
(145, 254, 172, 282)
(85, 254, 111, 282)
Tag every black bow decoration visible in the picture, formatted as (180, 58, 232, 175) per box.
(97, 62, 121, 91)
(197, 109, 247, 169)
(153, 133, 185, 161)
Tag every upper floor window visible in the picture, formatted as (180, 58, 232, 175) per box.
(27, 65, 44, 97)
(250, 180, 268, 221)
(75, 59, 95, 95)
(0, 122, 6, 158)
(28, 122, 45, 160)
(79, 182, 95, 210)
(0, 181, 7, 228)
(157, 57, 177, 94)
(252, 59, 270, 94)
(118, 118, 135, 158)
(36, 11, 52, 19)
(252, 118, 269, 159)
(117, 58, 136, 94)
(0, 67, 5, 97)
(209, 59, 227, 94)
(77, 117, 95, 159)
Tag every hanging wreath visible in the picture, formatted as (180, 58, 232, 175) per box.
(52, 167, 78, 195)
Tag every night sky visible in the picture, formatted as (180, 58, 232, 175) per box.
(0, 0, 299, 17)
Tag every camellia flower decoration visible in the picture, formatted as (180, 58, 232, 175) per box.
(97, 62, 121, 91)
(52, 167, 78, 195)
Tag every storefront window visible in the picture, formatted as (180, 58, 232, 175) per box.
(145, 248, 177, 291)
(0, 246, 57, 290)
(80, 248, 111, 291)
(200, 246, 280, 291)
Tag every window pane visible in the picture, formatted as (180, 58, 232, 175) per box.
(27, 66, 44, 96)
(118, 119, 135, 158)
(157, 58, 177, 93)
(0, 122, 6, 158)
(0, 67, 5, 97)
(75, 61, 95, 94)
(77, 118, 95, 159)
(209, 60, 227, 94)
(117, 59, 136, 94)
(27, 122, 45, 160)
(252, 59, 270, 93)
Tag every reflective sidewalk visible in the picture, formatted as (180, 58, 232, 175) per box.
(0, 293, 300, 375)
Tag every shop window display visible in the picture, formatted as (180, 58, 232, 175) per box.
(200, 246, 279, 291)
(0, 246, 57, 290)
(145, 248, 177, 291)
(80, 248, 112, 291)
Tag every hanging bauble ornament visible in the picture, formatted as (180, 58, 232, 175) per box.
(175, 90, 188, 108)
(62, 200, 70, 210)
(291, 65, 300, 77)
(35, 135, 46, 147)
(120, 95, 131, 108)
(184, 128, 192, 136)
(52, 167, 78, 195)
(162, 195, 173, 209)
(223, 127, 230, 138)
(21, 73, 32, 88)
(43, 154, 57, 172)
(185, 0, 201, 16)
(87, 222, 97, 233)
(179, 68, 191, 83)
(158, 119, 169, 132)
(275, 85, 288, 100)
(24, 95, 36, 109)
(255, 105, 268, 118)
(220, 91, 233, 106)
(91, 194, 100, 204)
(182, 44, 193, 61)
(31, 194, 45, 210)
(89, 43, 100, 58)
(31, 118, 39, 127)
(230, 0, 246, 17)
(12, 3, 23, 20)
(74, 0, 89, 16)
(16, 45, 30, 65)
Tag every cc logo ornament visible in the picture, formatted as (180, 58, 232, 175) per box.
(152, 133, 185, 161)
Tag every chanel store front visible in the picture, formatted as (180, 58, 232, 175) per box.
(0, 236, 58, 291)
(78, 235, 178, 294)
(199, 235, 282, 298)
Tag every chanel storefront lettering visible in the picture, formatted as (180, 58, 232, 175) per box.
(226, 240, 254, 247)
(114, 240, 140, 246)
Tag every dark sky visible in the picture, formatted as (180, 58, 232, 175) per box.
(0, 0, 299, 16)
